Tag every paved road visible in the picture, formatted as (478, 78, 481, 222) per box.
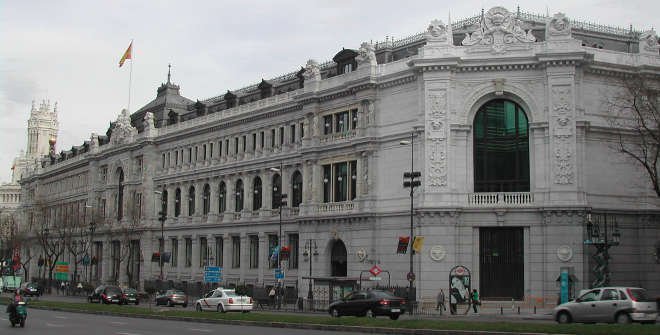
(0, 307, 371, 335)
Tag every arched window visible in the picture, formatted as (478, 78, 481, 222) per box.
(253, 177, 262, 211)
(161, 189, 168, 216)
(218, 182, 226, 213)
(174, 188, 181, 217)
(202, 184, 210, 215)
(235, 179, 244, 212)
(473, 99, 529, 192)
(117, 168, 124, 220)
(188, 186, 196, 216)
(272, 174, 282, 209)
(292, 171, 303, 207)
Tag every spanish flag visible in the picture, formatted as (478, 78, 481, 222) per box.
(119, 41, 132, 67)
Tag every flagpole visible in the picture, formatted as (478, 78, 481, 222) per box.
(127, 39, 133, 112)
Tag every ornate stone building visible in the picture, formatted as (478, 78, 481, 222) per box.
(19, 7, 660, 305)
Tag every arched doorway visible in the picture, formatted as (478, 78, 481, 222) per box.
(331, 239, 347, 277)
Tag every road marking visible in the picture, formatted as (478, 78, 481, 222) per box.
(189, 329, 212, 332)
(116, 332, 142, 335)
(55, 315, 68, 319)
(111, 321, 128, 325)
(46, 322, 66, 327)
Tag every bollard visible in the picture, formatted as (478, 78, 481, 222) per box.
(534, 306, 536, 314)
(500, 306, 503, 315)
(517, 306, 520, 314)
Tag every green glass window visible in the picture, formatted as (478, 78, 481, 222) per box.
(473, 99, 529, 192)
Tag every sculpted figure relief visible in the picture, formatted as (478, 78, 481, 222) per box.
(426, 19, 452, 44)
(302, 59, 321, 81)
(110, 109, 138, 145)
(356, 42, 377, 66)
(639, 30, 659, 54)
(461, 6, 535, 52)
(546, 12, 571, 39)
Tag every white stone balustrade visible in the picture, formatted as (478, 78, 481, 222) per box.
(467, 192, 534, 207)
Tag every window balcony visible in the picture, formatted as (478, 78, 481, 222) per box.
(466, 192, 534, 207)
(317, 201, 354, 213)
(319, 129, 357, 144)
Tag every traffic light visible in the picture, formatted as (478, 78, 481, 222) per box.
(397, 236, 410, 254)
(158, 211, 166, 222)
(403, 171, 421, 188)
(280, 193, 288, 207)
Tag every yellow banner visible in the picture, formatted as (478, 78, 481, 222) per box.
(412, 236, 425, 253)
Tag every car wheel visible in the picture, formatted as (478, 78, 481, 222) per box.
(217, 304, 225, 313)
(616, 312, 631, 324)
(365, 309, 376, 318)
(330, 308, 340, 318)
(557, 311, 572, 324)
(390, 314, 400, 320)
(196, 304, 202, 312)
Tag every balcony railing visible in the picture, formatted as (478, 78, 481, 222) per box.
(467, 192, 534, 207)
(317, 201, 354, 213)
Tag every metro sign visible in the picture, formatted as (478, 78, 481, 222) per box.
(369, 265, 382, 277)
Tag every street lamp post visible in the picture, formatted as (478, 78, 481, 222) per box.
(584, 213, 621, 287)
(155, 191, 166, 281)
(304, 240, 318, 303)
(400, 132, 420, 315)
(270, 163, 287, 309)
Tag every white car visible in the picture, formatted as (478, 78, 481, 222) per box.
(195, 288, 253, 313)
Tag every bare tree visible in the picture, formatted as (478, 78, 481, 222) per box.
(607, 73, 660, 196)
(109, 191, 143, 287)
(34, 200, 70, 292)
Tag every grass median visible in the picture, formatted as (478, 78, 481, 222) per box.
(23, 300, 658, 335)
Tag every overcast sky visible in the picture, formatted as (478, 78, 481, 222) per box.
(1, 0, 658, 183)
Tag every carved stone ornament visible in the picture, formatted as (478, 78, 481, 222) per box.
(429, 245, 447, 262)
(546, 12, 571, 39)
(110, 109, 138, 145)
(356, 42, 377, 66)
(143, 111, 155, 130)
(427, 90, 448, 188)
(556, 245, 573, 262)
(356, 248, 367, 262)
(551, 86, 574, 184)
(639, 30, 660, 55)
(426, 19, 452, 45)
(461, 6, 536, 53)
(302, 59, 321, 81)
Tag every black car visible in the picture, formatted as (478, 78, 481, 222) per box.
(328, 290, 406, 320)
(19, 282, 42, 297)
(88, 285, 123, 304)
(121, 287, 140, 305)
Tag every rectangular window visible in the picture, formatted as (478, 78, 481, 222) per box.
(167, 152, 171, 167)
(242, 135, 246, 152)
(111, 241, 120, 280)
(270, 129, 276, 148)
(161, 154, 166, 169)
(252, 133, 257, 150)
(185, 238, 192, 267)
(288, 233, 299, 269)
(268, 235, 279, 269)
(334, 162, 348, 202)
(188, 148, 192, 163)
(232, 236, 241, 268)
(136, 156, 143, 174)
(300, 122, 304, 139)
(215, 237, 223, 267)
(209, 143, 213, 159)
(225, 139, 229, 155)
(260, 131, 265, 148)
(194, 146, 198, 161)
(290, 124, 296, 143)
(249, 235, 259, 269)
(350, 160, 357, 200)
(234, 137, 239, 154)
(135, 192, 142, 219)
(175, 151, 179, 165)
(203, 144, 207, 160)
(279, 126, 284, 145)
(199, 237, 208, 267)
(219, 141, 223, 157)
(351, 108, 358, 129)
(336, 111, 349, 133)
(323, 164, 332, 203)
(324, 115, 333, 134)
(171, 238, 178, 267)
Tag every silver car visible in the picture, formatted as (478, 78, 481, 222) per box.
(553, 286, 657, 324)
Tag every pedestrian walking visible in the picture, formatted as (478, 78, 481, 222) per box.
(471, 289, 480, 313)
(268, 287, 276, 307)
(436, 289, 446, 314)
(449, 287, 458, 315)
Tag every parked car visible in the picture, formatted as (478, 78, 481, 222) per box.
(88, 285, 123, 304)
(195, 288, 253, 313)
(328, 289, 406, 320)
(121, 287, 140, 305)
(19, 282, 42, 297)
(553, 286, 658, 324)
(155, 289, 188, 307)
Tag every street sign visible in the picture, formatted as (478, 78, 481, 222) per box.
(55, 261, 69, 281)
(274, 268, 285, 279)
(204, 266, 222, 283)
(369, 276, 382, 281)
(369, 265, 382, 277)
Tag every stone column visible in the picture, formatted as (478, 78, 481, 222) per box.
(239, 233, 247, 281)
(244, 175, 253, 215)
(258, 232, 267, 283)
(181, 183, 189, 218)
(262, 171, 273, 216)
(209, 181, 219, 219)
(225, 177, 236, 221)
(195, 180, 205, 217)
(312, 162, 322, 204)
(191, 234, 200, 275)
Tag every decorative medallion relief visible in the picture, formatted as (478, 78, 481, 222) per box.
(546, 13, 572, 40)
(551, 86, 575, 185)
(556, 245, 573, 262)
(461, 6, 536, 54)
(429, 245, 447, 262)
(426, 90, 448, 189)
(110, 109, 138, 145)
(639, 30, 660, 55)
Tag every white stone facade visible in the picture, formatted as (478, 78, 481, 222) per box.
(18, 7, 660, 306)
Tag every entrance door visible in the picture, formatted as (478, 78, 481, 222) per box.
(331, 239, 347, 277)
(479, 227, 524, 299)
